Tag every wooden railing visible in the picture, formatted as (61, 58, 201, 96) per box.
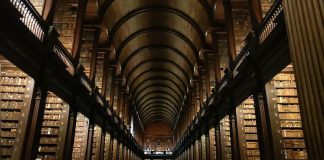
(53, 38, 75, 75)
(258, 0, 284, 44)
(9, 0, 47, 41)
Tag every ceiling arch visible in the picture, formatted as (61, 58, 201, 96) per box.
(136, 93, 181, 111)
(127, 63, 189, 89)
(139, 98, 178, 115)
(101, 0, 215, 127)
(144, 115, 175, 127)
(140, 101, 178, 117)
(142, 108, 176, 122)
(123, 56, 192, 80)
(142, 112, 175, 125)
(133, 80, 184, 98)
(133, 85, 182, 105)
(118, 30, 198, 68)
(140, 103, 177, 118)
(129, 72, 187, 95)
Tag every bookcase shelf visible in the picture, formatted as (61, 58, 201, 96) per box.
(236, 97, 261, 159)
(53, 0, 79, 54)
(72, 113, 89, 160)
(104, 133, 111, 160)
(79, 29, 96, 77)
(91, 125, 103, 160)
(266, 65, 308, 159)
(260, 0, 276, 18)
(231, 1, 252, 55)
(36, 92, 69, 160)
(220, 115, 232, 160)
(209, 128, 217, 160)
(0, 59, 35, 160)
(95, 52, 105, 93)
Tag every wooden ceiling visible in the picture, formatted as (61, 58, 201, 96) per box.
(85, 0, 226, 128)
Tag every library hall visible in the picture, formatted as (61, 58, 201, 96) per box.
(0, 0, 323, 160)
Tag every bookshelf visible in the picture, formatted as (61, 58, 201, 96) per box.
(260, 0, 276, 18)
(265, 65, 308, 159)
(217, 32, 229, 79)
(105, 67, 114, 102)
(195, 140, 200, 160)
(36, 92, 69, 160)
(220, 115, 232, 160)
(112, 139, 118, 160)
(209, 128, 217, 160)
(53, 0, 78, 54)
(0, 59, 35, 160)
(231, 2, 252, 55)
(103, 133, 111, 160)
(91, 125, 102, 160)
(29, 0, 45, 15)
(72, 113, 89, 160)
(95, 52, 104, 93)
(80, 29, 95, 77)
(272, 66, 307, 159)
(236, 97, 261, 160)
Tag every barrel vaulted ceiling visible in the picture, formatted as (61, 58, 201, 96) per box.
(100, 0, 216, 128)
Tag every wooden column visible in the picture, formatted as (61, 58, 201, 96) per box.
(116, 141, 120, 160)
(99, 131, 106, 160)
(203, 52, 211, 97)
(253, 90, 275, 160)
(211, 29, 222, 84)
(101, 49, 111, 97)
(248, 0, 263, 28)
(107, 66, 116, 105)
(85, 122, 95, 160)
(42, 0, 58, 24)
(63, 110, 77, 160)
(283, 0, 324, 159)
(215, 125, 222, 160)
(198, 67, 208, 104)
(229, 113, 240, 160)
(23, 86, 47, 160)
(222, 0, 236, 64)
(71, 0, 88, 61)
(109, 136, 114, 160)
(88, 27, 101, 84)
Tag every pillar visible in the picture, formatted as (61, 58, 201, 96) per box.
(283, 0, 324, 159)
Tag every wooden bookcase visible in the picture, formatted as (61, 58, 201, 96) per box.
(209, 128, 217, 160)
(91, 125, 102, 160)
(72, 113, 89, 160)
(0, 59, 35, 159)
(29, 0, 45, 15)
(266, 65, 308, 159)
(217, 32, 229, 79)
(103, 133, 111, 160)
(236, 97, 261, 160)
(260, 0, 276, 17)
(112, 139, 118, 160)
(36, 92, 69, 160)
(53, 0, 78, 54)
(95, 52, 105, 93)
(220, 115, 232, 160)
(195, 140, 200, 160)
(79, 29, 95, 77)
(231, 1, 252, 55)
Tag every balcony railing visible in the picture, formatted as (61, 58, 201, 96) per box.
(9, 0, 47, 41)
(259, 0, 284, 44)
(53, 37, 75, 75)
